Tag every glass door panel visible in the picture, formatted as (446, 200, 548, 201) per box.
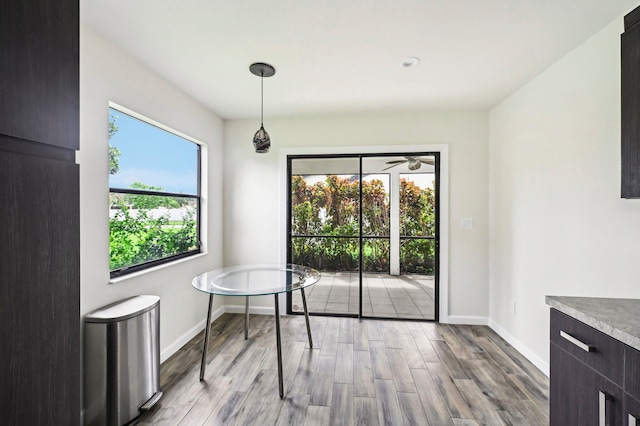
(360, 156, 437, 320)
(360, 158, 391, 317)
(398, 168, 437, 320)
(289, 157, 360, 315)
(288, 153, 438, 321)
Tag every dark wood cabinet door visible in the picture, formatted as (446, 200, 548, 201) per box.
(551, 342, 623, 426)
(0, 0, 79, 150)
(625, 394, 640, 425)
(0, 151, 80, 424)
(622, 23, 640, 198)
(0, 0, 80, 424)
(626, 345, 640, 401)
(622, 5, 640, 198)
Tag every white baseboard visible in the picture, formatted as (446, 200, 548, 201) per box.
(160, 305, 224, 363)
(443, 315, 549, 377)
(488, 319, 549, 377)
(224, 305, 275, 315)
(444, 315, 489, 325)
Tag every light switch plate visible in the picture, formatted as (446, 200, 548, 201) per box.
(460, 218, 473, 229)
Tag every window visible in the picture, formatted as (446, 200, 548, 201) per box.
(108, 105, 201, 278)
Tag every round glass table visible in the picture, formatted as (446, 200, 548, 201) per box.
(192, 264, 320, 398)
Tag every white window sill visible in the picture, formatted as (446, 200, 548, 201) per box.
(109, 252, 208, 284)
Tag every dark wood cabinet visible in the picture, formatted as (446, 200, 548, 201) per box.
(622, 5, 640, 198)
(0, 0, 79, 149)
(626, 345, 640, 425)
(550, 309, 640, 425)
(626, 394, 640, 425)
(550, 341, 623, 425)
(0, 151, 80, 424)
(0, 0, 80, 424)
(550, 310, 624, 425)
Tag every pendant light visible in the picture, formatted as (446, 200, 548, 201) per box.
(250, 62, 276, 153)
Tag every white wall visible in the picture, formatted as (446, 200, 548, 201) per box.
(79, 26, 225, 361)
(223, 112, 490, 320)
(489, 14, 640, 374)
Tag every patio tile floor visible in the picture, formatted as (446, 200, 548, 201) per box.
(291, 272, 435, 320)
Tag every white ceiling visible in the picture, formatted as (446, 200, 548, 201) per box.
(81, 0, 638, 120)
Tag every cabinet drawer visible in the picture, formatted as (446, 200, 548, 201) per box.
(550, 309, 624, 384)
(626, 394, 640, 425)
(626, 346, 640, 400)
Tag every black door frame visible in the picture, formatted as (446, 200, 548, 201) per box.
(286, 151, 440, 322)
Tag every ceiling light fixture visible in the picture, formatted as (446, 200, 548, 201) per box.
(400, 57, 420, 68)
(250, 62, 276, 153)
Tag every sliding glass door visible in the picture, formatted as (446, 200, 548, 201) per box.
(288, 157, 361, 316)
(287, 153, 438, 320)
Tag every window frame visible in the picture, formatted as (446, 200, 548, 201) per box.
(108, 103, 202, 278)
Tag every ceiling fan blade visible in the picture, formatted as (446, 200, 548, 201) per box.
(419, 158, 435, 165)
(382, 163, 403, 171)
(384, 160, 406, 165)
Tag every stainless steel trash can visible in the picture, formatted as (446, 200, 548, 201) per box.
(84, 295, 162, 426)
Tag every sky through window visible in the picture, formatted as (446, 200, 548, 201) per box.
(108, 107, 198, 194)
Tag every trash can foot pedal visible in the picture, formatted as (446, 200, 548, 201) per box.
(141, 391, 163, 411)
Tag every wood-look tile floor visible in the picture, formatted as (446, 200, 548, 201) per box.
(135, 313, 549, 425)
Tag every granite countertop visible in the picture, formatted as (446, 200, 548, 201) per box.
(546, 296, 640, 351)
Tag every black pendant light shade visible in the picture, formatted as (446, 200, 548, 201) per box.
(250, 62, 275, 153)
(253, 125, 270, 153)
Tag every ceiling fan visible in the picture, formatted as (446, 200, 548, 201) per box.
(383, 156, 434, 171)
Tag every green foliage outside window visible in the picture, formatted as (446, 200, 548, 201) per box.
(399, 174, 436, 273)
(120, 182, 188, 209)
(108, 111, 121, 175)
(291, 174, 435, 274)
(109, 202, 197, 270)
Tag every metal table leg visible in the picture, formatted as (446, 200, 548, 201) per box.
(199, 294, 214, 381)
(274, 294, 284, 398)
(244, 295, 250, 340)
(300, 287, 313, 348)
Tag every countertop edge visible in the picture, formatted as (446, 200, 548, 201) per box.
(546, 296, 640, 352)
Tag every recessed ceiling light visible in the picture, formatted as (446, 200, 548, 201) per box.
(400, 57, 420, 68)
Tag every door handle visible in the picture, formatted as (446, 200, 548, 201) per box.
(599, 391, 610, 426)
(560, 330, 593, 352)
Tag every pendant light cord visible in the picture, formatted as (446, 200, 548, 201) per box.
(260, 73, 264, 127)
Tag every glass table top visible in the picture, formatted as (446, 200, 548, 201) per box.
(192, 264, 320, 296)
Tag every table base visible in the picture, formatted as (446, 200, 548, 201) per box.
(199, 287, 313, 399)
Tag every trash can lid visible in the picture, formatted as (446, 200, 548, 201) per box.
(84, 295, 160, 323)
